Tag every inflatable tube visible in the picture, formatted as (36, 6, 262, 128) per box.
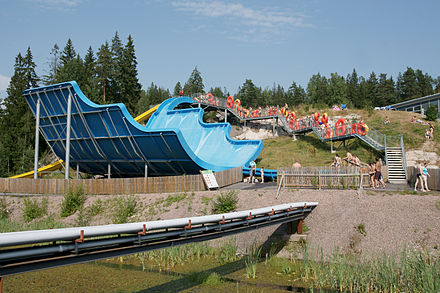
(325, 127, 333, 139)
(358, 123, 369, 136)
(234, 99, 241, 110)
(322, 113, 328, 124)
(351, 123, 358, 134)
(252, 110, 259, 118)
(314, 112, 320, 122)
(335, 118, 347, 136)
(226, 96, 234, 108)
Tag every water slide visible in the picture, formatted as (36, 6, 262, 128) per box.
(17, 81, 262, 177)
(10, 104, 161, 178)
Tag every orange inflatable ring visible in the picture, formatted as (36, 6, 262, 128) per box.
(358, 123, 369, 136)
(289, 112, 296, 121)
(252, 110, 259, 118)
(322, 113, 328, 124)
(325, 127, 333, 139)
(314, 112, 320, 122)
(226, 96, 234, 108)
(234, 99, 241, 110)
(335, 118, 347, 136)
(290, 119, 295, 129)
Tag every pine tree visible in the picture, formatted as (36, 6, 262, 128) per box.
(287, 81, 306, 106)
(307, 73, 328, 105)
(60, 38, 76, 66)
(237, 79, 257, 107)
(0, 48, 39, 176)
(96, 41, 113, 103)
(183, 67, 204, 96)
(82, 46, 100, 103)
(173, 82, 182, 96)
(378, 74, 396, 106)
(119, 35, 141, 114)
(346, 69, 360, 107)
(136, 83, 170, 115)
(109, 31, 124, 103)
(209, 87, 225, 99)
(415, 69, 433, 97)
(42, 44, 60, 85)
(399, 67, 419, 101)
(327, 73, 347, 106)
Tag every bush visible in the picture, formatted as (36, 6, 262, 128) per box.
(0, 198, 9, 220)
(23, 198, 48, 222)
(112, 196, 137, 224)
(61, 185, 86, 218)
(212, 191, 238, 214)
(425, 104, 438, 121)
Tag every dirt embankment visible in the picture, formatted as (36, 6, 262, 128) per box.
(3, 189, 439, 257)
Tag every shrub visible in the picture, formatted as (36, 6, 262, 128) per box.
(212, 191, 238, 214)
(0, 198, 9, 220)
(112, 196, 137, 224)
(23, 198, 48, 222)
(61, 185, 86, 218)
(425, 104, 438, 121)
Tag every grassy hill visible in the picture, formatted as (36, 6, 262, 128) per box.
(254, 109, 439, 169)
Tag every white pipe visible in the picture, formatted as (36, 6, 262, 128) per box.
(0, 202, 317, 247)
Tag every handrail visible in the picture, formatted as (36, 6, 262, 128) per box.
(187, 93, 388, 151)
(400, 135, 408, 180)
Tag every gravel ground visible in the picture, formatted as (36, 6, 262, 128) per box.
(3, 187, 439, 258)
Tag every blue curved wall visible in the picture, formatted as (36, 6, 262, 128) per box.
(23, 81, 263, 177)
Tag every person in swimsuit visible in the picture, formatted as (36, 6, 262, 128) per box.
(414, 161, 425, 192)
(422, 162, 430, 192)
(374, 157, 386, 188)
(369, 162, 376, 188)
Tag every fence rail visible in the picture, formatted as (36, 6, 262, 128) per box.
(0, 167, 243, 196)
(277, 166, 371, 190)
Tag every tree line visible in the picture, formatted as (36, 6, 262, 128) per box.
(0, 32, 439, 177)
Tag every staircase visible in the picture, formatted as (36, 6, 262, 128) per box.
(385, 146, 407, 184)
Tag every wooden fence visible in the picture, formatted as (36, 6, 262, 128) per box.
(277, 166, 372, 190)
(0, 167, 243, 196)
(407, 166, 440, 191)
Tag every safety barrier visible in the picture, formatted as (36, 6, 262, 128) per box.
(0, 167, 243, 195)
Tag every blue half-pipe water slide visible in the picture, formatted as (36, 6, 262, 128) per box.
(23, 81, 263, 177)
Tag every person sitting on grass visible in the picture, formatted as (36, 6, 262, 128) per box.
(384, 116, 390, 124)
(292, 160, 302, 168)
(344, 151, 353, 165)
(331, 154, 342, 167)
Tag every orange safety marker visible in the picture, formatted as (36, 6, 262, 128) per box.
(138, 224, 146, 235)
(268, 209, 275, 215)
(75, 230, 84, 243)
(218, 215, 226, 224)
(184, 219, 192, 229)
(246, 212, 252, 220)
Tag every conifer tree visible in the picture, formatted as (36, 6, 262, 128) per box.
(307, 73, 328, 105)
(119, 35, 141, 114)
(96, 41, 113, 103)
(60, 38, 76, 66)
(288, 81, 306, 106)
(42, 44, 60, 85)
(173, 81, 182, 96)
(0, 48, 39, 176)
(237, 79, 257, 107)
(82, 46, 100, 103)
(183, 67, 204, 96)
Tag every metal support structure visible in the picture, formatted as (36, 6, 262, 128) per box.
(331, 140, 334, 153)
(33, 97, 41, 179)
(272, 117, 275, 137)
(144, 163, 148, 178)
(64, 93, 72, 179)
(107, 163, 111, 179)
(76, 164, 80, 179)
(224, 109, 227, 123)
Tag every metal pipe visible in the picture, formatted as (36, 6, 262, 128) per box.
(0, 202, 317, 247)
(33, 97, 41, 179)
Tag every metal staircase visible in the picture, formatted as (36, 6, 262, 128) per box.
(385, 135, 408, 184)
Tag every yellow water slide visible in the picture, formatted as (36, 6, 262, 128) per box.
(9, 105, 160, 178)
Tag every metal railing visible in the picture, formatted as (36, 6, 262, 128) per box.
(0, 202, 317, 276)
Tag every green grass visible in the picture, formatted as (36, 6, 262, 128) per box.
(255, 109, 439, 169)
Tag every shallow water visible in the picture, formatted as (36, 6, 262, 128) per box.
(3, 256, 338, 292)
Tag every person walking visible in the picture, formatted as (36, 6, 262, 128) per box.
(422, 162, 431, 192)
(249, 160, 256, 184)
(369, 162, 376, 188)
(374, 157, 386, 189)
(414, 161, 425, 192)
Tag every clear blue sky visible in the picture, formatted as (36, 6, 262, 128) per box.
(1, 0, 439, 99)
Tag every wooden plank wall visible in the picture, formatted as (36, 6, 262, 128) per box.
(277, 166, 371, 189)
(407, 166, 439, 191)
(0, 167, 243, 195)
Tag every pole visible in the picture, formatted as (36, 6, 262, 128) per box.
(108, 163, 111, 179)
(145, 163, 148, 178)
(76, 164, 80, 179)
(224, 109, 227, 123)
(33, 97, 41, 179)
(65, 93, 72, 179)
